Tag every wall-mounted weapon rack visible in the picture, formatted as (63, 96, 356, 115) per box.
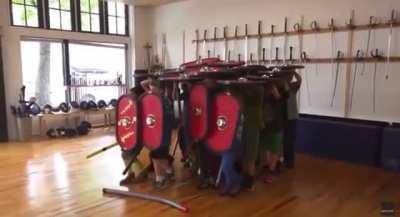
(192, 13, 400, 63)
(247, 56, 400, 64)
(193, 22, 400, 43)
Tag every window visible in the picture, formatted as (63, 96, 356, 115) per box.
(21, 40, 66, 105)
(46, 0, 73, 30)
(79, 0, 101, 33)
(69, 42, 126, 102)
(9, 0, 130, 36)
(10, 0, 42, 27)
(20, 39, 128, 106)
(106, 1, 127, 35)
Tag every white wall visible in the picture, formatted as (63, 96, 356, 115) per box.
(148, 0, 400, 123)
(134, 6, 155, 69)
(0, 1, 138, 140)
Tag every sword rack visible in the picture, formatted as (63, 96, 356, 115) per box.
(244, 56, 400, 64)
(192, 21, 400, 43)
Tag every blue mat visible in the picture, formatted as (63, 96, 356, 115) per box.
(381, 127, 400, 171)
(295, 117, 383, 166)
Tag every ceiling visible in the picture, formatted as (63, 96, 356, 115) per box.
(131, 0, 187, 6)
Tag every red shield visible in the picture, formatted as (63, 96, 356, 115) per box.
(140, 93, 164, 151)
(116, 94, 139, 151)
(206, 92, 241, 153)
(188, 84, 209, 141)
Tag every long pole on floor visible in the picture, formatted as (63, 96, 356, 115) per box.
(103, 188, 189, 213)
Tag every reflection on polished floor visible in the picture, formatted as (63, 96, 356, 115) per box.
(0, 129, 399, 217)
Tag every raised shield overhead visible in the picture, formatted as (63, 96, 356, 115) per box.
(188, 84, 209, 142)
(116, 94, 139, 151)
(206, 91, 241, 153)
(140, 93, 165, 151)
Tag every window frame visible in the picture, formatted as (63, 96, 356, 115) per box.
(20, 37, 129, 104)
(76, 0, 105, 34)
(43, 0, 76, 31)
(104, 1, 129, 36)
(9, 0, 45, 28)
(9, 0, 130, 37)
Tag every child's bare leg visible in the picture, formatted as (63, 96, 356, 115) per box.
(152, 159, 165, 182)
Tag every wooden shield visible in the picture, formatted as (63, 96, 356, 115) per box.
(140, 93, 164, 151)
(188, 84, 209, 142)
(206, 92, 241, 153)
(116, 94, 139, 151)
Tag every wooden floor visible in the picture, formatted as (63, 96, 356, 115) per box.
(1, 129, 399, 217)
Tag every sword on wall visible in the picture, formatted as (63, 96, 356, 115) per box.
(244, 24, 249, 65)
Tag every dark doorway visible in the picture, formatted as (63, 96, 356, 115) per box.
(0, 38, 8, 142)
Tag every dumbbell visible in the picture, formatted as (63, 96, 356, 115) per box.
(80, 101, 89, 110)
(77, 121, 92, 135)
(109, 99, 117, 108)
(88, 100, 98, 110)
(97, 100, 107, 109)
(42, 102, 70, 114)
(70, 101, 80, 112)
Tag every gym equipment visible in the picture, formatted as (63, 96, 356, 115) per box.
(70, 101, 80, 109)
(28, 102, 41, 116)
(59, 102, 70, 113)
(46, 129, 57, 138)
(116, 94, 139, 151)
(80, 101, 89, 110)
(103, 188, 188, 213)
(46, 128, 78, 138)
(109, 99, 118, 108)
(88, 100, 98, 110)
(97, 100, 107, 109)
(77, 121, 92, 135)
(43, 104, 53, 114)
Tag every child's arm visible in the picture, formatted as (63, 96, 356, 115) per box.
(290, 72, 302, 92)
(140, 79, 152, 92)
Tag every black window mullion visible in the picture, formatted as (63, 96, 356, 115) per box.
(125, 4, 129, 36)
(37, 0, 45, 28)
(62, 40, 71, 103)
(99, 0, 105, 34)
(104, 1, 109, 34)
(71, 0, 77, 31)
(23, 0, 28, 26)
(43, 0, 50, 28)
(115, 15, 118, 34)
(58, 0, 62, 29)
